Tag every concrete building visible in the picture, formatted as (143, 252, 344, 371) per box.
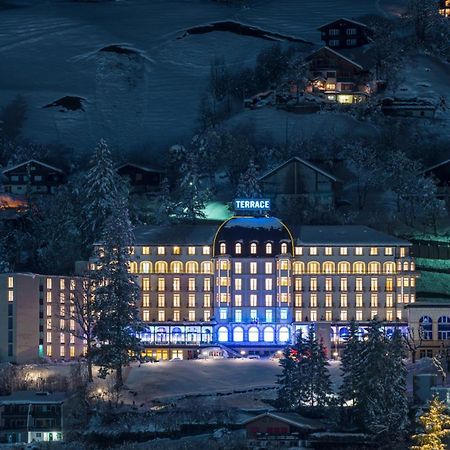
(0, 273, 85, 363)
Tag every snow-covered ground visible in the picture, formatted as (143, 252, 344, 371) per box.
(0, 0, 387, 154)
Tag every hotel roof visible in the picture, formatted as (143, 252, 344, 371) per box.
(133, 224, 218, 245)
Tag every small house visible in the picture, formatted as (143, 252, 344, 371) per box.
(2, 160, 65, 195)
(258, 156, 341, 209)
(116, 163, 165, 194)
(381, 98, 436, 118)
(318, 18, 372, 49)
(0, 391, 71, 444)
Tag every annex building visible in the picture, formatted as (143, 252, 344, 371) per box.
(0, 215, 417, 363)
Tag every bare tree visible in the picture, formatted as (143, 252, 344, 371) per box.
(403, 325, 424, 363)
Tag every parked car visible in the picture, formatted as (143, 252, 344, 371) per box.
(247, 354, 261, 360)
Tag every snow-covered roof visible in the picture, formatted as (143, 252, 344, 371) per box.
(258, 156, 339, 182)
(133, 224, 218, 245)
(0, 391, 70, 405)
(293, 225, 411, 246)
(307, 46, 365, 71)
(317, 17, 371, 31)
(3, 159, 64, 175)
(242, 411, 324, 430)
(116, 163, 165, 174)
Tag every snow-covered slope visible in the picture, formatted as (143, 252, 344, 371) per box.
(0, 0, 384, 154)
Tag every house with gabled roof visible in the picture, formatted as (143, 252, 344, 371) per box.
(305, 46, 376, 104)
(116, 162, 165, 194)
(2, 160, 65, 195)
(258, 156, 341, 209)
(318, 18, 372, 49)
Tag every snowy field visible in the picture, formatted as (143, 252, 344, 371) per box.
(0, 0, 390, 154)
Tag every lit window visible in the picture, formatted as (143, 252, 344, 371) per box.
(220, 308, 227, 320)
(323, 262, 335, 274)
(397, 310, 402, 320)
(143, 294, 150, 307)
(280, 260, 289, 270)
(203, 278, 211, 291)
(340, 294, 348, 308)
(234, 278, 242, 290)
(265, 294, 272, 306)
(235, 243, 242, 254)
(234, 295, 242, 307)
(265, 262, 272, 274)
(173, 294, 180, 307)
(8, 291, 13, 302)
(356, 310, 363, 321)
(203, 246, 210, 255)
(325, 311, 332, 321)
(280, 309, 288, 320)
(310, 293, 317, 307)
(386, 294, 393, 308)
(295, 278, 302, 291)
(265, 278, 272, 290)
(371, 310, 378, 320)
(295, 310, 302, 322)
(310, 278, 317, 291)
(340, 278, 347, 291)
(173, 246, 180, 255)
(340, 247, 348, 255)
(188, 310, 195, 322)
(157, 278, 165, 291)
(371, 294, 378, 308)
(188, 278, 195, 291)
(325, 247, 332, 255)
(158, 310, 165, 321)
(307, 262, 320, 274)
(143, 310, 150, 322)
(250, 243, 257, 254)
(385, 247, 393, 255)
(220, 243, 226, 254)
(281, 243, 288, 254)
(203, 294, 211, 307)
(280, 277, 289, 286)
(356, 293, 363, 308)
(7, 277, 13, 288)
(293, 262, 304, 274)
(250, 279, 257, 290)
(250, 310, 258, 321)
(311, 310, 317, 321)
(250, 262, 257, 274)
(173, 310, 180, 321)
(295, 247, 303, 255)
(280, 293, 288, 303)
(325, 293, 332, 308)
(157, 246, 165, 255)
(309, 247, 317, 255)
(235, 310, 242, 322)
(142, 278, 150, 291)
(234, 262, 242, 274)
(250, 294, 257, 306)
(355, 278, 363, 291)
(266, 243, 272, 254)
(340, 310, 348, 321)
(47, 278, 52, 290)
(386, 278, 393, 292)
(188, 246, 195, 255)
(46, 292, 52, 302)
(370, 278, 378, 291)
(400, 247, 406, 257)
(370, 247, 378, 256)
(266, 309, 273, 322)
(355, 247, 363, 256)
(158, 294, 165, 307)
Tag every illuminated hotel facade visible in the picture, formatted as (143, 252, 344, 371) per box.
(0, 216, 417, 362)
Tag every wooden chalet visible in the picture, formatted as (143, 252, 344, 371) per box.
(305, 46, 374, 104)
(116, 163, 165, 194)
(258, 156, 341, 209)
(318, 18, 372, 49)
(2, 160, 65, 195)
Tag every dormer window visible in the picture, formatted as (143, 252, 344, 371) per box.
(250, 243, 257, 254)
(281, 242, 288, 254)
(266, 243, 272, 254)
(235, 243, 242, 254)
(220, 243, 226, 254)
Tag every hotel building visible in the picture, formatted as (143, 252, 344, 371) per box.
(0, 216, 417, 362)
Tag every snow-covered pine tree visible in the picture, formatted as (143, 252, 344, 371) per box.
(339, 320, 363, 407)
(82, 139, 125, 246)
(235, 160, 262, 198)
(412, 396, 450, 450)
(178, 154, 209, 223)
(91, 198, 142, 388)
(154, 177, 175, 225)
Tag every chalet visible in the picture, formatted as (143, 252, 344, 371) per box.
(439, 0, 450, 17)
(305, 46, 373, 104)
(318, 18, 372, 49)
(2, 160, 65, 195)
(0, 391, 72, 444)
(243, 411, 324, 448)
(258, 156, 341, 209)
(116, 163, 165, 194)
(422, 159, 450, 204)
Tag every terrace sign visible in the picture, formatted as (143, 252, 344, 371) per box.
(234, 198, 271, 211)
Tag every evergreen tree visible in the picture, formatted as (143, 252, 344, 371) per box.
(0, 238, 11, 273)
(235, 160, 262, 198)
(412, 396, 450, 450)
(91, 199, 142, 388)
(277, 326, 331, 411)
(178, 154, 210, 223)
(339, 320, 363, 407)
(82, 139, 126, 246)
(154, 177, 175, 225)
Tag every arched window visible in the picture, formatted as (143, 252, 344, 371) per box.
(186, 261, 199, 274)
(281, 242, 288, 254)
(233, 327, 244, 342)
(339, 327, 349, 341)
(170, 261, 183, 273)
(264, 327, 274, 342)
(337, 261, 350, 274)
(220, 243, 226, 254)
(172, 327, 182, 343)
(186, 330, 197, 343)
(201, 261, 212, 274)
(279, 326, 290, 342)
(140, 261, 152, 274)
(155, 261, 167, 273)
(403, 261, 409, 271)
(203, 329, 212, 343)
(438, 316, 450, 340)
(411, 261, 415, 271)
(128, 261, 138, 273)
(293, 262, 305, 274)
(307, 261, 320, 274)
(235, 243, 242, 254)
(353, 262, 365, 274)
(323, 261, 335, 274)
(250, 243, 257, 254)
(248, 326, 259, 342)
(156, 327, 167, 343)
(420, 316, 433, 340)
(368, 262, 381, 274)
(397, 261, 402, 271)
(266, 242, 273, 254)
(217, 326, 228, 342)
(383, 262, 395, 274)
